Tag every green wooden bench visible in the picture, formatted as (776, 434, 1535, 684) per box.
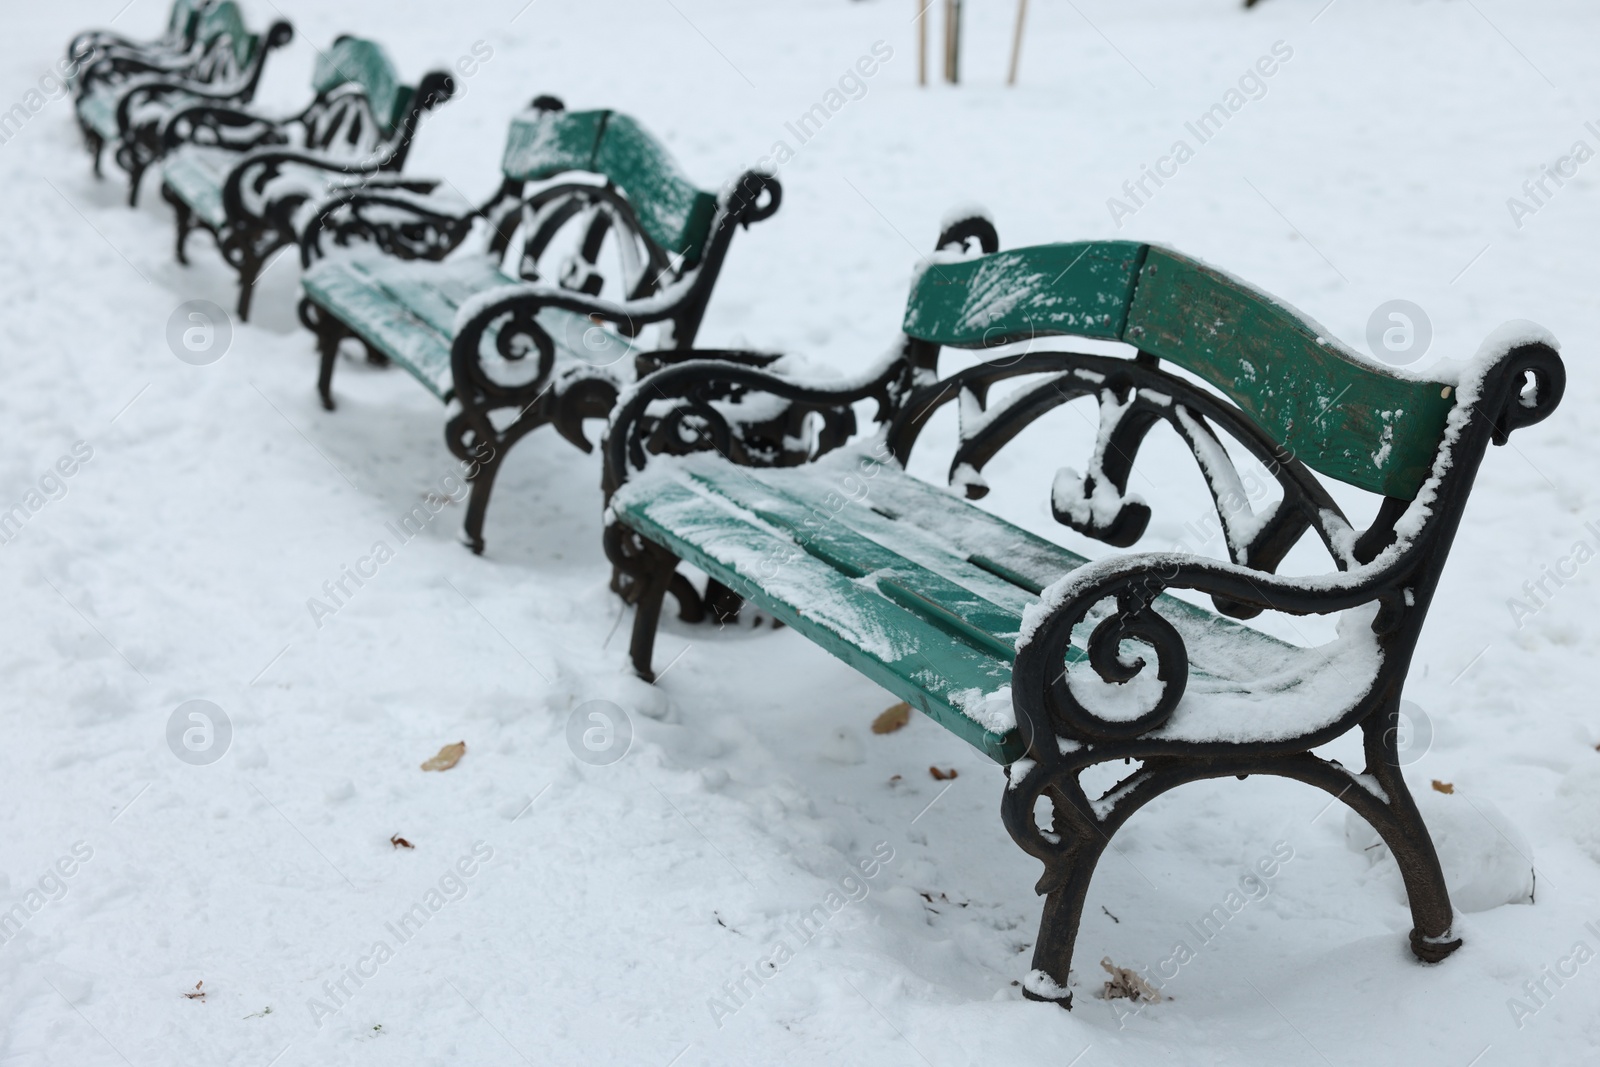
(157, 35, 453, 319)
(74, 1, 292, 197)
(603, 223, 1566, 1007)
(296, 98, 782, 555)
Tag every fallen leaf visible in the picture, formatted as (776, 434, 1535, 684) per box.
(1432, 779, 1454, 794)
(389, 834, 414, 849)
(888, 774, 903, 786)
(183, 981, 206, 1001)
(1100, 957, 1161, 1003)
(421, 741, 466, 772)
(872, 702, 911, 734)
(929, 766, 958, 781)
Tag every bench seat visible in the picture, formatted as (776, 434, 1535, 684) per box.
(610, 449, 1380, 764)
(302, 253, 634, 401)
(161, 143, 235, 228)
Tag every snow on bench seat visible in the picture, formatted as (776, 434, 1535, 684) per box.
(611, 448, 1380, 761)
(301, 253, 634, 401)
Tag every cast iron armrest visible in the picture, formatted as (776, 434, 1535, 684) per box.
(298, 184, 471, 267)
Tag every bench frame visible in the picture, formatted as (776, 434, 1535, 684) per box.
(158, 37, 454, 319)
(603, 220, 1566, 1007)
(296, 98, 783, 555)
(75, 2, 291, 195)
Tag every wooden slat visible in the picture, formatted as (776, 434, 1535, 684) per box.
(1125, 248, 1454, 499)
(162, 145, 233, 228)
(501, 108, 608, 183)
(613, 471, 1024, 763)
(302, 255, 632, 401)
(312, 38, 408, 131)
(590, 113, 718, 264)
(901, 241, 1147, 347)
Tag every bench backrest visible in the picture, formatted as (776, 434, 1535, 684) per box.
(311, 37, 411, 135)
(500, 108, 720, 266)
(901, 242, 1455, 499)
(169, 0, 210, 38)
(194, 1, 257, 69)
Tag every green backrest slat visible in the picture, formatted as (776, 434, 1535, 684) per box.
(1124, 248, 1454, 499)
(592, 114, 718, 265)
(501, 108, 607, 182)
(196, 1, 252, 67)
(902, 241, 1148, 347)
(170, 0, 208, 36)
(500, 109, 719, 265)
(313, 38, 410, 132)
(901, 239, 1455, 500)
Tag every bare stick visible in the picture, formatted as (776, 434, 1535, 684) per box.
(1008, 0, 1029, 86)
(917, 0, 927, 86)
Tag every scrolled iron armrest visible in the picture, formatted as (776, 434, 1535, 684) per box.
(222, 149, 399, 227)
(604, 356, 902, 492)
(158, 102, 287, 155)
(1012, 551, 1412, 749)
(298, 184, 471, 267)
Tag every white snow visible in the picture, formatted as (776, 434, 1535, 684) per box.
(5, 1, 1600, 1065)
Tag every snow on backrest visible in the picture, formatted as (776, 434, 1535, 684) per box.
(901, 241, 1146, 347)
(500, 109, 719, 266)
(902, 240, 1457, 500)
(1124, 247, 1454, 500)
(312, 37, 410, 133)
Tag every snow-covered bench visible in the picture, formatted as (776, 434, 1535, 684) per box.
(296, 99, 782, 555)
(602, 222, 1566, 1008)
(158, 35, 452, 319)
(74, 0, 292, 199)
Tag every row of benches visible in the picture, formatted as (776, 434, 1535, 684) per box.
(67, 0, 1567, 1012)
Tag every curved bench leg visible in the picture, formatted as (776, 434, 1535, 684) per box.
(627, 543, 681, 682)
(299, 298, 350, 411)
(461, 447, 507, 556)
(1024, 833, 1108, 1009)
(163, 185, 193, 266)
(1359, 717, 1461, 962)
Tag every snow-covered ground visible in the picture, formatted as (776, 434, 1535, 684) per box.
(2, 0, 1598, 1063)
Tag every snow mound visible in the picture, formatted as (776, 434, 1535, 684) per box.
(1345, 789, 1535, 912)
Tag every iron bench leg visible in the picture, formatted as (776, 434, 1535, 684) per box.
(298, 298, 353, 411)
(1003, 730, 1460, 1009)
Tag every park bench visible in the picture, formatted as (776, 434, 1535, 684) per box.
(295, 99, 782, 555)
(158, 36, 452, 320)
(603, 224, 1566, 1007)
(74, 1, 292, 197)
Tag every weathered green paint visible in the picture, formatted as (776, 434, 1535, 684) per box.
(500, 109, 718, 264)
(1124, 248, 1454, 499)
(500, 109, 608, 183)
(613, 455, 1296, 763)
(302, 255, 632, 401)
(902, 240, 1455, 499)
(613, 464, 1024, 763)
(901, 241, 1147, 347)
(591, 114, 718, 265)
(169, 0, 209, 37)
(162, 145, 233, 227)
(195, 2, 255, 68)
(312, 37, 410, 131)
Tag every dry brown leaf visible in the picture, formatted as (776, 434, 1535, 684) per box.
(421, 741, 466, 772)
(389, 834, 414, 849)
(872, 702, 911, 734)
(183, 981, 206, 1001)
(1432, 779, 1455, 794)
(1100, 957, 1161, 1003)
(929, 766, 958, 781)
